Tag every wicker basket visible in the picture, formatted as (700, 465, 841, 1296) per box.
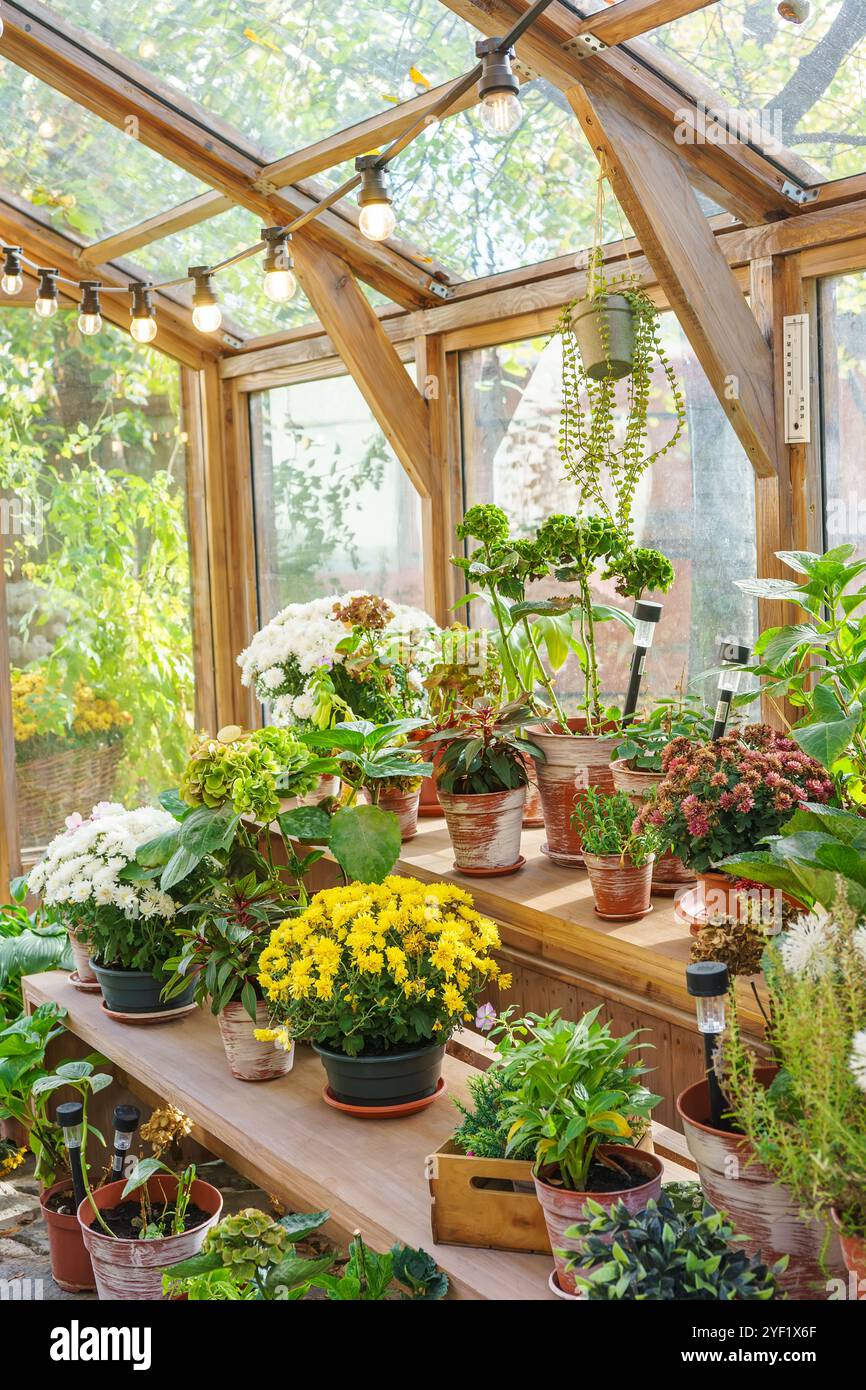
(16, 742, 124, 849)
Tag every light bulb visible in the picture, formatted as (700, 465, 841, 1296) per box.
(130, 314, 157, 343)
(359, 202, 396, 242)
(78, 311, 102, 335)
(479, 90, 522, 136)
(192, 301, 222, 333)
(1, 272, 24, 295)
(35, 295, 58, 318)
(263, 267, 297, 303)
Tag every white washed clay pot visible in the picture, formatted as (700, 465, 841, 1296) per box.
(67, 926, 98, 984)
(218, 999, 294, 1082)
(437, 786, 525, 874)
(529, 720, 618, 866)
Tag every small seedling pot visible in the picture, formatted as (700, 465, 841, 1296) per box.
(67, 926, 98, 985)
(831, 1210, 866, 1298)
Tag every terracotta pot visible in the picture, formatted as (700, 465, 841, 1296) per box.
(414, 739, 442, 818)
(521, 755, 544, 828)
(677, 1076, 846, 1300)
(534, 1146, 664, 1295)
(218, 999, 294, 1082)
(528, 720, 618, 866)
(67, 926, 98, 984)
(583, 852, 655, 921)
(78, 1174, 223, 1301)
(437, 786, 525, 874)
(831, 1210, 866, 1298)
(41, 1181, 96, 1294)
(609, 758, 695, 893)
(282, 773, 339, 811)
(369, 786, 420, 841)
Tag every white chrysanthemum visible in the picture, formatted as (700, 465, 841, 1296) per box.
(779, 909, 835, 980)
(291, 691, 316, 721)
(849, 1031, 866, 1094)
(28, 802, 179, 919)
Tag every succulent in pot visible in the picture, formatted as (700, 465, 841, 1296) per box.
(567, 1189, 787, 1300)
(427, 700, 541, 875)
(570, 788, 661, 921)
(257, 876, 510, 1114)
(492, 1008, 663, 1294)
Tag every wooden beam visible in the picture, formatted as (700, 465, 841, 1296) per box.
(0, 543, 21, 894)
(568, 76, 779, 478)
(414, 334, 458, 624)
(79, 193, 235, 270)
(179, 368, 218, 737)
(0, 197, 215, 368)
(292, 239, 433, 500)
(0, 1, 441, 310)
(574, 0, 718, 48)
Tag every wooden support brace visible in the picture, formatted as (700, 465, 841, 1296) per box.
(568, 76, 780, 480)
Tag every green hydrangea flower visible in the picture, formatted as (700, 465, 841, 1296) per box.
(202, 1208, 291, 1284)
(180, 726, 321, 823)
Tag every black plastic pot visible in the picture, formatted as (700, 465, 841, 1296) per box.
(313, 1041, 445, 1107)
(89, 959, 194, 1015)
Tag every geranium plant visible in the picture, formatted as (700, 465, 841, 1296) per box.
(633, 725, 835, 873)
(257, 877, 509, 1056)
(237, 591, 440, 729)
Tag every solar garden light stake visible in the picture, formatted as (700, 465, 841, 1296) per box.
(712, 639, 751, 740)
(110, 1104, 141, 1183)
(686, 960, 730, 1131)
(622, 600, 663, 725)
(55, 1100, 87, 1209)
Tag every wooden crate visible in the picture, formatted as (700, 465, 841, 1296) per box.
(427, 1139, 551, 1255)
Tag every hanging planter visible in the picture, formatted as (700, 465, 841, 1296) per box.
(570, 291, 635, 382)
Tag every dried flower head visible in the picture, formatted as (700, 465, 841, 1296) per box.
(141, 1105, 192, 1159)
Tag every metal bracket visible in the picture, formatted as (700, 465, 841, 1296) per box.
(428, 280, 454, 300)
(562, 33, 607, 57)
(780, 180, 819, 206)
(221, 332, 245, 350)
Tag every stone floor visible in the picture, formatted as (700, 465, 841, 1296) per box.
(0, 1154, 279, 1300)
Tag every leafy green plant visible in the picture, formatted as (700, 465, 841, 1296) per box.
(718, 801, 866, 915)
(427, 700, 541, 795)
(311, 1232, 448, 1302)
(119, 1157, 200, 1239)
(0, 1002, 70, 1185)
(31, 1057, 113, 1211)
(0, 878, 71, 1024)
(299, 717, 431, 801)
(492, 1009, 661, 1191)
(451, 1065, 536, 1161)
(736, 546, 866, 795)
(613, 694, 714, 772)
(567, 1191, 787, 1300)
(570, 787, 661, 865)
(162, 1207, 332, 1300)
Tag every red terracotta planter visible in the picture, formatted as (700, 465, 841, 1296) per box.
(370, 786, 421, 841)
(528, 720, 618, 866)
(609, 758, 696, 894)
(67, 926, 98, 985)
(583, 852, 655, 921)
(78, 1174, 223, 1301)
(218, 999, 294, 1082)
(533, 1147, 664, 1295)
(831, 1210, 866, 1299)
(521, 755, 544, 828)
(437, 786, 525, 874)
(41, 1181, 96, 1294)
(677, 1076, 845, 1300)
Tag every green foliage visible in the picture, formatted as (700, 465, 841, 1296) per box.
(451, 1065, 536, 1161)
(299, 717, 431, 795)
(119, 1157, 198, 1239)
(568, 1191, 786, 1300)
(29, 1055, 111, 1193)
(164, 1207, 332, 1300)
(491, 1009, 661, 1191)
(737, 546, 866, 796)
(0, 881, 71, 1023)
(718, 801, 866, 915)
(428, 700, 541, 795)
(571, 787, 661, 865)
(613, 694, 715, 772)
(312, 1232, 448, 1302)
(180, 726, 323, 824)
(0, 1004, 68, 1144)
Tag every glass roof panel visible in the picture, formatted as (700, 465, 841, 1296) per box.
(0, 62, 207, 240)
(642, 0, 866, 183)
(44, 0, 483, 160)
(329, 79, 632, 280)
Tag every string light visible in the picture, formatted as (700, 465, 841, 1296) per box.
(355, 157, 396, 242)
(475, 39, 522, 136)
(130, 281, 157, 343)
(1, 246, 24, 296)
(34, 267, 59, 318)
(78, 280, 103, 336)
(261, 227, 297, 303)
(189, 266, 222, 333)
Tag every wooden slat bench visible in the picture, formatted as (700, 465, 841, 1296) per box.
(24, 972, 694, 1300)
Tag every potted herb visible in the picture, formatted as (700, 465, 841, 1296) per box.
(257, 876, 509, 1114)
(570, 788, 661, 921)
(26, 802, 200, 1017)
(567, 1190, 786, 1300)
(632, 725, 835, 901)
(493, 1008, 663, 1295)
(426, 701, 541, 875)
(77, 1155, 223, 1301)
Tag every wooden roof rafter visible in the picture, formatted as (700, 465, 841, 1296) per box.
(571, 0, 720, 49)
(0, 0, 452, 310)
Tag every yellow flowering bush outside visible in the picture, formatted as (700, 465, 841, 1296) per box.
(12, 668, 131, 762)
(257, 876, 510, 1056)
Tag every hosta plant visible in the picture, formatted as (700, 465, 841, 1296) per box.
(567, 1191, 786, 1300)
